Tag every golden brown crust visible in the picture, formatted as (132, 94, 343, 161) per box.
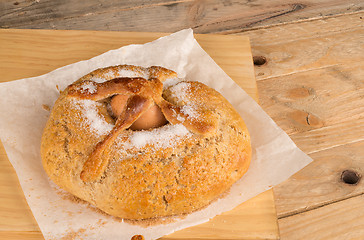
(41, 65, 251, 220)
(78, 65, 177, 83)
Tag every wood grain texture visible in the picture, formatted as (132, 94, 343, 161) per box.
(257, 63, 364, 136)
(0, 29, 278, 239)
(279, 191, 364, 240)
(0, 232, 44, 240)
(245, 12, 364, 81)
(290, 117, 364, 155)
(275, 140, 364, 219)
(0, 144, 40, 232)
(0, 0, 363, 33)
(236, 11, 364, 239)
(1, 2, 364, 238)
(165, 191, 279, 240)
(0, 29, 258, 101)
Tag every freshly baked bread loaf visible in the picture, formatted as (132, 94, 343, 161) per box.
(41, 65, 251, 220)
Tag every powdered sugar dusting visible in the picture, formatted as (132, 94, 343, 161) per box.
(90, 77, 106, 83)
(117, 124, 191, 151)
(163, 77, 183, 88)
(89, 70, 115, 83)
(176, 114, 186, 122)
(79, 81, 97, 94)
(181, 104, 200, 119)
(169, 82, 200, 121)
(71, 99, 114, 136)
(169, 82, 191, 102)
(170, 108, 185, 122)
(88, 67, 157, 85)
(130, 124, 191, 149)
(104, 70, 114, 79)
(118, 69, 148, 79)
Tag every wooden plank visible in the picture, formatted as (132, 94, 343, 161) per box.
(274, 140, 364, 219)
(0, 143, 40, 232)
(243, 12, 364, 81)
(0, 29, 258, 101)
(0, 30, 168, 82)
(0, 232, 44, 240)
(231, 11, 364, 237)
(0, 0, 172, 16)
(165, 191, 279, 240)
(290, 117, 364, 154)
(0, 29, 278, 239)
(279, 193, 364, 240)
(256, 63, 364, 136)
(0, 0, 363, 33)
(1, 3, 363, 239)
(243, 12, 364, 225)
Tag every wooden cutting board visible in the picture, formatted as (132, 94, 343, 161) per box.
(0, 29, 279, 240)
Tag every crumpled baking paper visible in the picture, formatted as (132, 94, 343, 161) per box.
(0, 29, 312, 240)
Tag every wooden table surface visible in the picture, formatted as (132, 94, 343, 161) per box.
(0, 29, 279, 240)
(1, 1, 364, 239)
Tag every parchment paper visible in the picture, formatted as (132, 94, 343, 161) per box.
(0, 29, 312, 240)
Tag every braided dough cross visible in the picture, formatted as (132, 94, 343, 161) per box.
(66, 66, 218, 182)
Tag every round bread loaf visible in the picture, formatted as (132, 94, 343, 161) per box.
(41, 65, 251, 220)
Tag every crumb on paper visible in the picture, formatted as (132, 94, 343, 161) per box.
(56, 84, 62, 93)
(42, 104, 50, 111)
(131, 235, 145, 240)
(59, 228, 86, 240)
